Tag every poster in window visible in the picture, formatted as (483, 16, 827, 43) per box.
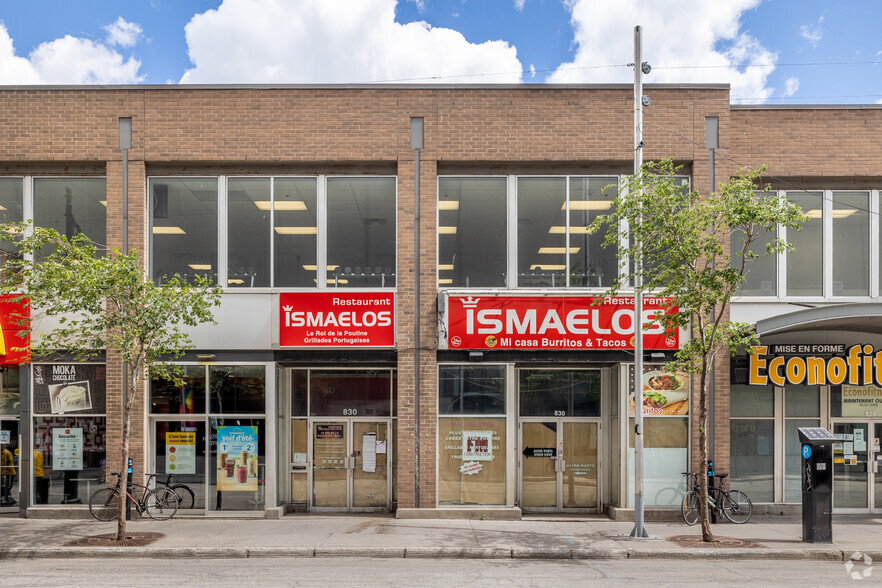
(52, 427, 83, 471)
(32, 364, 106, 415)
(166, 432, 196, 475)
(462, 430, 494, 461)
(628, 368, 690, 417)
(216, 426, 258, 491)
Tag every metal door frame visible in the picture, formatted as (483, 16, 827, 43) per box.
(518, 417, 601, 513)
(830, 420, 874, 513)
(309, 417, 392, 513)
(0, 418, 20, 512)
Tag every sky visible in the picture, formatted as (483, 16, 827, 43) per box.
(0, 0, 879, 104)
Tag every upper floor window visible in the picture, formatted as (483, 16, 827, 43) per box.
(438, 175, 618, 289)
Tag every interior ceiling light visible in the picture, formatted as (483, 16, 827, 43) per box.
(548, 226, 591, 234)
(438, 226, 457, 234)
(98, 200, 107, 207)
(274, 226, 317, 234)
(563, 201, 613, 210)
(227, 279, 244, 285)
(530, 264, 566, 270)
(805, 209, 857, 219)
(438, 278, 453, 285)
(315, 278, 349, 285)
(438, 201, 460, 210)
(538, 247, 580, 254)
(255, 200, 307, 211)
(302, 264, 340, 271)
(152, 226, 186, 234)
(188, 264, 212, 270)
(438, 264, 454, 271)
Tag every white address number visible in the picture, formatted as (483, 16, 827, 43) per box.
(343, 409, 358, 416)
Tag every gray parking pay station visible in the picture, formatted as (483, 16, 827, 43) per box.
(797, 427, 835, 543)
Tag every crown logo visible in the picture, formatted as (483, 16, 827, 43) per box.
(459, 296, 480, 309)
(283, 305, 294, 312)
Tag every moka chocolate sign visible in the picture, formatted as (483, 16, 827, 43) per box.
(749, 344, 882, 386)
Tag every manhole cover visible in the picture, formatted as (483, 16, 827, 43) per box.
(667, 535, 765, 549)
(66, 532, 164, 547)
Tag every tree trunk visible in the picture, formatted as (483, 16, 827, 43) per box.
(115, 366, 136, 542)
(698, 365, 714, 542)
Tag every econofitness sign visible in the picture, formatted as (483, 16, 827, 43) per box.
(748, 344, 882, 386)
(444, 294, 679, 351)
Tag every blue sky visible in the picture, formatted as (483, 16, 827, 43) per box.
(0, 0, 879, 104)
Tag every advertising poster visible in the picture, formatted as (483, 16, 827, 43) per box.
(52, 427, 83, 471)
(841, 385, 882, 418)
(166, 432, 196, 475)
(216, 426, 258, 491)
(628, 367, 690, 417)
(314, 425, 345, 467)
(462, 430, 494, 461)
(32, 364, 106, 416)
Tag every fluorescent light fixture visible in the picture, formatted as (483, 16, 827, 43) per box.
(227, 279, 244, 285)
(99, 201, 107, 207)
(530, 264, 566, 270)
(302, 264, 340, 271)
(152, 226, 186, 234)
(438, 264, 454, 271)
(438, 278, 453, 285)
(315, 279, 349, 285)
(548, 226, 591, 234)
(254, 200, 307, 211)
(563, 200, 613, 211)
(188, 264, 212, 270)
(196, 354, 215, 360)
(0, 205, 6, 211)
(538, 247, 580, 255)
(274, 226, 317, 235)
(438, 201, 460, 210)
(438, 226, 457, 234)
(832, 209, 858, 218)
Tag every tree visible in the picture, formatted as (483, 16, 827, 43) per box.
(0, 224, 221, 542)
(591, 159, 805, 542)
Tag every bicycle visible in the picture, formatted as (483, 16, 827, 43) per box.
(88, 472, 179, 521)
(157, 475, 195, 509)
(680, 471, 752, 525)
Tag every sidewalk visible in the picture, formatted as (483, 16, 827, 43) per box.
(1, 514, 881, 560)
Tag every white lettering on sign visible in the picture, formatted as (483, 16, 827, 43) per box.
(467, 307, 663, 336)
(287, 311, 392, 328)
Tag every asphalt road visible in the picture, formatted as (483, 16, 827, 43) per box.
(0, 557, 864, 586)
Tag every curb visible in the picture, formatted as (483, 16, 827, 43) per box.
(0, 546, 869, 561)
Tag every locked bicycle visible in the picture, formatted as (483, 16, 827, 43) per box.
(88, 472, 179, 521)
(680, 471, 752, 525)
(157, 474, 195, 509)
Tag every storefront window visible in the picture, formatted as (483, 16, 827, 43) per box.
(154, 420, 206, 510)
(732, 191, 777, 296)
(439, 365, 505, 415)
(327, 177, 396, 288)
(308, 370, 392, 417)
(209, 365, 266, 414)
(438, 177, 507, 288)
(33, 178, 106, 250)
(438, 416, 507, 505)
(0, 367, 21, 416)
(31, 363, 107, 506)
(784, 385, 820, 503)
(209, 417, 265, 511)
(273, 178, 318, 287)
(150, 177, 218, 285)
(519, 369, 600, 417)
(786, 191, 822, 296)
(227, 178, 271, 287)
(517, 178, 567, 288)
(150, 365, 206, 414)
(832, 191, 869, 296)
(730, 384, 774, 502)
(569, 177, 617, 287)
(628, 417, 688, 506)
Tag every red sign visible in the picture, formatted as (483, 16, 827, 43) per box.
(279, 292, 395, 347)
(445, 294, 678, 351)
(0, 294, 30, 364)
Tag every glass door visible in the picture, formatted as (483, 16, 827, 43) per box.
(833, 422, 869, 509)
(874, 423, 882, 512)
(520, 419, 599, 512)
(1, 419, 19, 511)
(312, 419, 391, 511)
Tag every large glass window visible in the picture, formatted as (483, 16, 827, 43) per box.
(327, 177, 396, 288)
(438, 177, 507, 288)
(308, 370, 392, 417)
(150, 178, 218, 284)
(33, 178, 106, 246)
(784, 385, 820, 503)
(227, 178, 270, 287)
(832, 191, 869, 296)
(732, 191, 777, 296)
(273, 178, 318, 287)
(518, 178, 567, 288)
(786, 191, 823, 296)
(439, 365, 506, 415)
(518, 369, 600, 417)
(569, 177, 617, 287)
(730, 384, 774, 502)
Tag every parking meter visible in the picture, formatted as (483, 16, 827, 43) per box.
(797, 427, 835, 543)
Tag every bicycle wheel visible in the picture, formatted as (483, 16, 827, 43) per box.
(681, 491, 700, 526)
(170, 484, 195, 509)
(89, 488, 121, 522)
(144, 487, 178, 520)
(722, 490, 752, 524)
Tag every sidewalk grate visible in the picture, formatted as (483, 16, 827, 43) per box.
(65, 532, 165, 547)
(666, 535, 766, 549)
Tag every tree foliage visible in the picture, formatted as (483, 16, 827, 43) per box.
(591, 159, 805, 541)
(0, 223, 221, 539)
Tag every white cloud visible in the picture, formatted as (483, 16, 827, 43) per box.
(529, 64, 536, 78)
(0, 23, 144, 84)
(105, 17, 144, 48)
(800, 17, 823, 47)
(406, 0, 427, 12)
(548, 0, 777, 104)
(514, 0, 527, 10)
(180, 0, 522, 83)
(783, 77, 799, 97)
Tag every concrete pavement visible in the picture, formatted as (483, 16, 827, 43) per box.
(1, 513, 882, 561)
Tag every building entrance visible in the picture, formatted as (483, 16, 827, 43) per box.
(832, 421, 882, 512)
(311, 419, 390, 512)
(519, 419, 600, 512)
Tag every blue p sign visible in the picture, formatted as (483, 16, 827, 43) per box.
(802, 444, 812, 459)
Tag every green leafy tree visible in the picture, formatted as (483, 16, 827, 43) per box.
(0, 223, 221, 541)
(591, 159, 805, 542)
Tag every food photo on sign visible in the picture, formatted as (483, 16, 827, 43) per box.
(629, 369, 690, 416)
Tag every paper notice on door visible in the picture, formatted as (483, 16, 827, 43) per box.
(855, 439, 868, 452)
(376, 440, 387, 454)
(875, 437, 880, 452)
(844, 442, 854, 455)
(362, 432, 377, 473)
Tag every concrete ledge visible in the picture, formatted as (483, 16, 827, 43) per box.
(512, 547, 571, 559)
(571, 548, 629, 560)
(605, 507, 682, 522)
(396, 507, 522, 520)
(246, 547, 315, 558)
(406, 547, 512, 559)
(625, 547, 843, 560)
(26, 507, 100, 520)
(314, 546, 405, 558)
(264, 507, 285, 520)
